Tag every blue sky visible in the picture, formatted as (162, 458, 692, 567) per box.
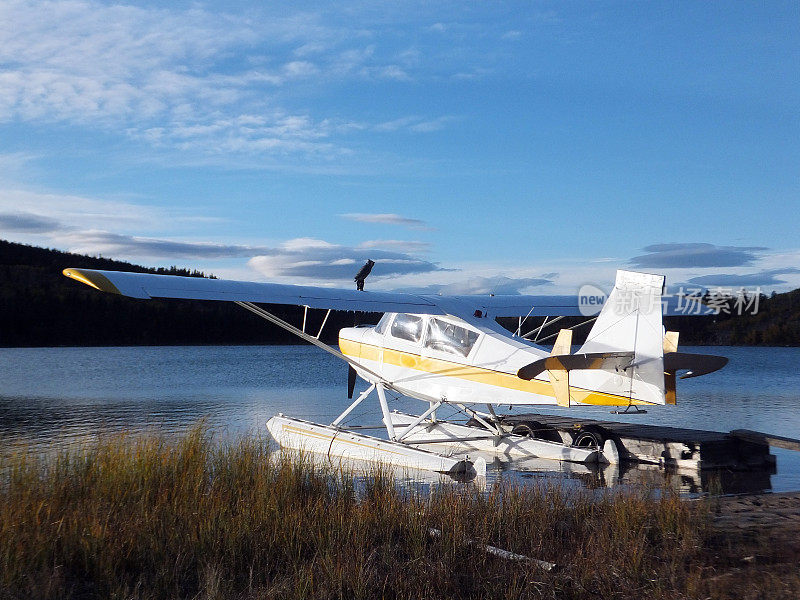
(1, 1, 798, 295)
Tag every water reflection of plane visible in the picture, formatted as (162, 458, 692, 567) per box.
(491, 454, 775, 495)
(276, 448, 489, 493)
(281, 445, 775, 496)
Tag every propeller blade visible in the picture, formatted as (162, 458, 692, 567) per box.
(663, 352, 728, 379)
(347, 365, 357, 399)
(517, 351, 635, 380)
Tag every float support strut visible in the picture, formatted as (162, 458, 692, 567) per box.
(376, 383, 397, 441)
(396, 400, 443, 442)
(331, 383, 376, 427)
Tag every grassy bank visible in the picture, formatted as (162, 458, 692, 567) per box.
(1, 427, 797, 599)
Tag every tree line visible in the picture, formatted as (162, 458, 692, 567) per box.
(0, 240, 373, 347)
(0, 239, 797, 346)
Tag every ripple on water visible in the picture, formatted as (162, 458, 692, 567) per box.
(1, 345, 799, 494)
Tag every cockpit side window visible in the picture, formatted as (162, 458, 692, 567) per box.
(374, 313, 393, 335)
(390, 314, 424, 343)
(424, 318, 480, 357)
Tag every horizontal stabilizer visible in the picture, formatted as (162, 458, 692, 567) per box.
(663, 352, 728, 379)
(517, 351, 635, 381)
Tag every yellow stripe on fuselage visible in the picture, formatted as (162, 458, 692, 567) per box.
(339, 338, 654, 407)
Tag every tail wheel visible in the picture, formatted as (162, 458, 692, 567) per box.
(572, 425, 606, 449)
(511, 421, 562, 443)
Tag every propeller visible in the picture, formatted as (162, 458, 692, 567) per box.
(348, 365, 357, 399)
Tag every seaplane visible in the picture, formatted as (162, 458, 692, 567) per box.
(62, 264, 727, 478)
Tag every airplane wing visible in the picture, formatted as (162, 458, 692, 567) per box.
(448, 295, 582, 318)
(62, 268, 707, 318)
(62, 268, 446, 314)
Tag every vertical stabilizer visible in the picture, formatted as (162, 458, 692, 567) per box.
(573, 270, 666, 405)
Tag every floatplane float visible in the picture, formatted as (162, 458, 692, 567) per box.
(63, 265, 727, 478)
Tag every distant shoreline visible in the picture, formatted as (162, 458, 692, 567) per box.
(2, 342, 799, 349)
(3, 238, 799, 347)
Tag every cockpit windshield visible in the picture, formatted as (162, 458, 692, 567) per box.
(390, 314, 424, 343)
(374, 312, 392, 335)
(424, 318, 479, 357)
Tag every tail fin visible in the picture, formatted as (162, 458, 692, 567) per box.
(573, 270, 667, 405)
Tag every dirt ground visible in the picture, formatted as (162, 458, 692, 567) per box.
(712, 491, 800, 535)
(708, 490, 800, 561)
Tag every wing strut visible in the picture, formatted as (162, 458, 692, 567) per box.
(527, 316, 598, 345)
(234, 301, 386, 384)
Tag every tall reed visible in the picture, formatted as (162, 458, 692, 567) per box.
(0, 425, 796, 599)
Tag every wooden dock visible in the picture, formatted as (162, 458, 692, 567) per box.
(505, 413, 780, 470)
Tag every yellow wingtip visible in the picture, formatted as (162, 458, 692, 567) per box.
(63, 268, 121, 295)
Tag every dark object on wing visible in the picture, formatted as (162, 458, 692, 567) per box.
(517, 352, 635, 380)
(354, 259, 375, 291)
(663, 352, 728, 379)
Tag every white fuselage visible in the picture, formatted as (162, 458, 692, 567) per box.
(339, 312, 654, 408)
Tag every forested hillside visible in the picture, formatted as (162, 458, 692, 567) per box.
(665, 288, 800, 345)
(0, 240, 370, 346)
(503, 291, 799, 346)
(0, 239, 797, 346)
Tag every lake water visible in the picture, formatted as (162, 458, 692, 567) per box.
(1, 345, 799, 494)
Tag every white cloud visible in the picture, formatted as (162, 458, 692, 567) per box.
(0, 1, 258, 125)
(0, 197, 441, 280)
(358, 239, 431, 252)
(0, 1, 461, 163)
(0, 187, 236, 256)
(404, 275, 555, 295)
(0, 212, 61, 233)
(629, 243, 767, 269)
(409, 116, 456, 132)
(283, 61, 319, 78)
(684, 268, 800, 288)
(133, 112, 347, 157)
(55, 229, 270, 259)
(341, 212, 429, 229)
(248, 239, 440, 281)
(281, 238, 336, 251)
(0, 188, 163, 231)
(374, 65, 411, 81)
(0, 152, 38, 181)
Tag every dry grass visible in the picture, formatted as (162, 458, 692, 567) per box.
(0, 425, 797, 599)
